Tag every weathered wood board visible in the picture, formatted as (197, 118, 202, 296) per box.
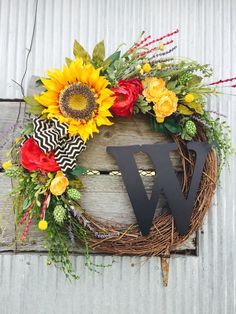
(0, 102, 25, 164)
(0, 101, 196, 253)
(0, 174, 15, 251)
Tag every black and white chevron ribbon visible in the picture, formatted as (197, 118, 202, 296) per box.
(32, 118, 86, 172)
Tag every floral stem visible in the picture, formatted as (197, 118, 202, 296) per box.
(40, 190, 49, 220)
(20, 200, 35, 225)
(20, 215, 33, 240)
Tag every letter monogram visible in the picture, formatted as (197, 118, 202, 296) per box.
(107, 142, 211, 236)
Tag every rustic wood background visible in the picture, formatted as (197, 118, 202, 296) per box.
(0, 99, 196, 253)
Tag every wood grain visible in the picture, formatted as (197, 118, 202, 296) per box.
(0, 102, 25, 163)
(0, 174, 15, 251)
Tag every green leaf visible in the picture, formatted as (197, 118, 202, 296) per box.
(66, 165, 87, 180)
(21, 122, 34, 136)
(187, 75, 203, 87)
(35, 79, 43, 87)
(23, 198, 32, 210)
(65, 57, 72, 66)
(135, 96, 151, 114)
(69, 178, 84, 189)
(102, 51, 121, 70)
(150, 116, 168, 134)
(73, 40, 91, 63)
(92, 40, 105, 66)
(187, 102, 204, 114)
(164, 118, 182, 134)
(166, 80, 177, 90)
(178, 104, 193, 115)
(24, 96, 44, 115)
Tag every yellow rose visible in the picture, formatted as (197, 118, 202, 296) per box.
(142, 77, 166, 103)
(153, 90, 178, 122)
(50, 171, 69, 196)
(2, 161, 12, 170)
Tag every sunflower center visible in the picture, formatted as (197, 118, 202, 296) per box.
(69, 94, 87, 110)
(59, 83, 97, 121)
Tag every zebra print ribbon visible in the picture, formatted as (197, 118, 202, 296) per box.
(32, 118, 86, 172)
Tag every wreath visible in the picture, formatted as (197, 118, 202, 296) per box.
(2, 29, 234, 280)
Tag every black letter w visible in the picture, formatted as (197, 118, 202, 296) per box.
(107, 142, 210, 236)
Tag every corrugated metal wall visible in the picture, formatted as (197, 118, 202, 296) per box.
(0, 0, 235, 313)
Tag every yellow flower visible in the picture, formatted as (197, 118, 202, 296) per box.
(2, 161, 12, 170)
(156, 63, 162, 70)
(38, 220, 48, 231)
(142, 77, 166, 103)
(184, 93, 195, 103)
(50, 171, 69, 196)
(153, 90, 178, 122)
(34, 58, 114, 142)
(159, 43, 165, 51)
(142, 63, 152, 73)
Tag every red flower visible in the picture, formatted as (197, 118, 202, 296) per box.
(20, 138, 60, 173)
(111, 79, 143, 117)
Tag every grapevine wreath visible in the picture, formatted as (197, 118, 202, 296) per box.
(2, 29, 234, 279)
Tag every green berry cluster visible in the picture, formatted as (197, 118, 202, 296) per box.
(178, 73, 192, 85)
(185, 120, 197, 137)
(67, 188, 81, 201)
(53, 205, 66, 224)
(181, 119, 197, 141)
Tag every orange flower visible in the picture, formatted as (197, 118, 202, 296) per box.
(50, 171, 69, 196)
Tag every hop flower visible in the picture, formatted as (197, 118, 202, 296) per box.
(53, 205, 66, 224)
(67, 188, 81, 201)
(185, 120, 197, 137)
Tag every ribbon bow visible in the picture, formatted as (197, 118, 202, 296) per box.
(32, 118, 86, 172)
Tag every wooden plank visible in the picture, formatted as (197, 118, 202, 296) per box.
(0, 102, 25, 164)
(79, 115, 182, 171)
(0, 174, 15, 251)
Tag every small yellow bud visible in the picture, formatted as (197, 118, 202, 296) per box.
(156, 117, 164, 123)
(157, 63, 162, 70)
(2, 161, 12, 170)
(15, 138, 21, 144)
(159, 43, 165, 51)
(184, 93, 195, 103)
(142, 63, 152, 73)
(38, 220, 48, 231)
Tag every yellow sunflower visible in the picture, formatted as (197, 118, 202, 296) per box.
(34, 58, 114, 142)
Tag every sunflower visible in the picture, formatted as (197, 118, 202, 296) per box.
(34, 58, 114, 142)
